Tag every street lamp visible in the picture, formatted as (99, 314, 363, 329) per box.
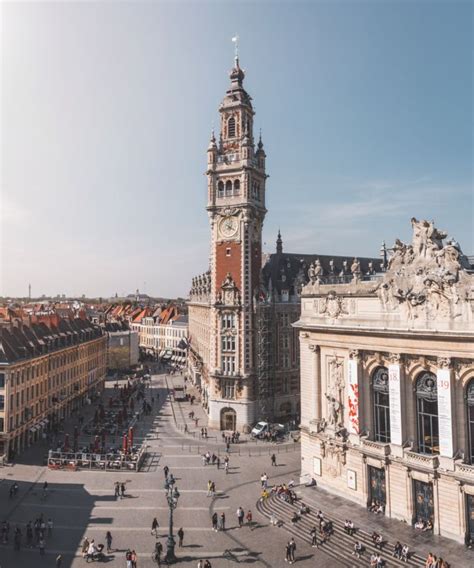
(164, 478, 180, 563)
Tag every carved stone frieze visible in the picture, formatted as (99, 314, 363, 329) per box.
(377, 218, 472, 321)
(319, 291, 348, 319)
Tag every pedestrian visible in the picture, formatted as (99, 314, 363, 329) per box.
(237, 506, 244, 528)
(131, 549, 137, 568)
(126, 549, 133, 568)
(120, 482, 126, 498)
(105, 530, 113, 553)
(154, 541, 163, 565)
(55, 554, 63, 567)
(177, 527, 184, 547)
(197, 561, 203, 568)
(204, 559, 212, 568)
(219, 512, 226, 531)
(47, 518, 53, 537)
(288, 537, 296, 564)
(310, 526, 318, 548)
(216, 456, 220, 470)
(212, 512, 218, 531)
(164, 465, 169, 479)
(207, 480, 212, 497)
(39, 537, 45, 556)
(151, 517, 159, 537)
(271, 453, 276, 466)
(285, 541, 291, 563)
(82, 537, 90, 558)
(246, 510, 253, 527)
(225, 460, 229, 474)
(114, 481, 120, 497)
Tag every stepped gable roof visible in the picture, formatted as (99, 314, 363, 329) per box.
(261, 252, 382, 296)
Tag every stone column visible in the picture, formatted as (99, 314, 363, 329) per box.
(347, 349, 360, 440)
(309, 345, 321, 422)
(299, 339, 319, 428)
(388, 354, 403, 451)
(436, 357, 455, 460)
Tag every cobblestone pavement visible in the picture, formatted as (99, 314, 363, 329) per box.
(0, 370, 471, 568)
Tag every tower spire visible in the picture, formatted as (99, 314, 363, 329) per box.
(276, 229, 283, 254)
(232, 35, 239, 66)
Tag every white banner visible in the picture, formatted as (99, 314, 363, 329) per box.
(347, 359, 359, 434)
(388, 365, 402, 445)
(437, 368, 453, 457)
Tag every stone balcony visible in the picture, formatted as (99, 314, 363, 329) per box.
(403, 450, 439, 471)
(454, 460, 474, 481)
(361, 438, 391, 458)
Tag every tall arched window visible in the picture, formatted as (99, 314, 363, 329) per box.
(372, 367, 390, 443)
(218, 181, 224, 197)
(233, 179, 240, 195)
(416, 372, 439, 455)
(228, 117, 236, 138)
(467, 380, 474, 464)
(225, 180, 232, 196)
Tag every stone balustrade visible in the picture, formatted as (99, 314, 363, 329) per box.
(361, 438, 391, 457)
(454, 461, 474, 480)
(404, 450, 439, 470)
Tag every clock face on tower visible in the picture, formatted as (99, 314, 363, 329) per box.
(219, 215, 239, 239)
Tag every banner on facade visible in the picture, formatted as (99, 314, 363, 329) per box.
(347, 359, 359, 434)
(437, 368, 453, 457)
(388, 364, 402, 445)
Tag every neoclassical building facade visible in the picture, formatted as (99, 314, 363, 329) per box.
(296, 219, 474, 544)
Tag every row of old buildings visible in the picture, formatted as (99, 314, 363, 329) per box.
(186, 57, 474, 544)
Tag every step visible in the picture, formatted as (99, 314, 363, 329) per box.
(259, 495, 425, 567)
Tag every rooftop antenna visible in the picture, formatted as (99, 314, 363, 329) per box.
(232, 35, 239, 64)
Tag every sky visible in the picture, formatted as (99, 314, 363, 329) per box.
(1, 0, 472, 299)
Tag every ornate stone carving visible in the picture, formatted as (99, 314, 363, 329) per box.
(326, 356, 344, 427)
(308, 259, 324, 284)
(217, 273, 241, 306)
(319, 291, 348, 319)
(308, 344, 320, 353)
(377, 218, 472, 321)
(349, 349, 360, 360)
(351, 258, 361, 282)
(437, 357, 452, 369)
(387, 352, 402, 365)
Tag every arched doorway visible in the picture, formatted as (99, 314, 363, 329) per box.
(220, 407, 237, 431)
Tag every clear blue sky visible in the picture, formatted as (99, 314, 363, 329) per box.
(2, 0, 472, 298)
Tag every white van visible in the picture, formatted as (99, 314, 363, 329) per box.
(251, 421, 269, 437)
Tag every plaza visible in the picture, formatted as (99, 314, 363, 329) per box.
(1, 368, 473, 567)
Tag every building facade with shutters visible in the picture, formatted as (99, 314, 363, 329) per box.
(296, 219, 474, 544)
(0, 316, 106, 461)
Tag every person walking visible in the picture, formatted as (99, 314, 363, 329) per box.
(237, 506, 244, 528)
(47, 518, 53, 537)
(310, 526, 318, 548)
(211, 512, 218, 531)
(203, 560, 212, 568)
(55, 554, 63, 567)
(177, 527, 184, 547)
(163, 465, 169, 479)
(154, 541, 163, 566)
(151, 517, 159, 537)
(39, 536, 45, 556)
(288, 537, 296, 564)
(131, 549, 138, 568)
(216, 456, 220, 470)
(224, 460, 229, 474)
(219, 512, 226, 531)
(106, 530, 113, 553)
(120, 482, 126, 498)
(114, 481, 120, 498)
(246, 510, 253, 527)
(271, 453, 277, 467)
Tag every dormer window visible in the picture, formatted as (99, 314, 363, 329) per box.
(228, 116, 236, 138)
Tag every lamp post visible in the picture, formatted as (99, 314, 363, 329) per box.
(164, 478, 180, 564)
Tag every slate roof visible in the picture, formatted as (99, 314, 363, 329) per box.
(0, 317, 103, 364)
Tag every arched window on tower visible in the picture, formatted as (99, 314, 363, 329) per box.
(225, 180, 232, 197)
(467, 379, 474, 464)
(228, 116, 236, 138)
(372, 366, 390, 443)
(233, 179, 240, 195)
(416, 372, 439, 455)
(218, 181, 224, 197)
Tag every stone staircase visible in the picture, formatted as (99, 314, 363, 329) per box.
(257, 493, 426, 567)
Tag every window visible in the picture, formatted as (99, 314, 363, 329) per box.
(416, 372, 439, 455)
(218, 181, 224, 197)
(223, 381, 235, 400)
(0, 395, 4, 410)
(467, 380, 474, 464)
(228, 117, 236, 138)
(0, 373, 4, 388)
(234, 179, 240, 194)
(372, 367, 390, 443)
(221, 355, 236, 375)
(226, 248, 231, 257)
(282, 376, 289, 394)
(225, 180, 232, 196)
(221, 314, 235, 330)
(221, 335, 236, 352)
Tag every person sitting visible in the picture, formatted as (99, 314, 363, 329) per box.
(376, 502, 384, 514)
(290, 512, 300, 525)
(288, 479, 295, 489)
(305, 477, 317, 487)
(371, 531, 379, 544)
(424, 519, 433, 531)
(414, 518, 426, 530)
(374, 533, 383, 550)
(352, 541, 363, 558)
(299, 503, 310, 515)
(344, 519, 355, 536)
(316, 510, 324, 520)
(369, 500, 377, 512)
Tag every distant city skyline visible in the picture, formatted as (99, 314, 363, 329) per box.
(2, 1, 472, 298)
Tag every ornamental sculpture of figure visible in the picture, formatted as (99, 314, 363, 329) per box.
(351, 258, 361, 282)
(308, 259, 324, 283)
(325, 394, 341, 426)
(377, 218, 470, 321)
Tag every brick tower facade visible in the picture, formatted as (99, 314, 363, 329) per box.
(205, 56, 267, 431)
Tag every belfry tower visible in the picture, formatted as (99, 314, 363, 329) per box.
(206, 54, 268, 431)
